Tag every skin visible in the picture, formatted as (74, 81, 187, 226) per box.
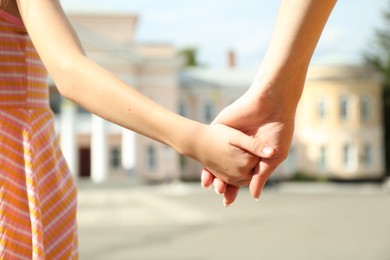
(2, 0, 275, 190)
(202, 0, 338, 206)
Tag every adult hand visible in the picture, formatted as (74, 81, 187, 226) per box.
(201, 88, 295, 206)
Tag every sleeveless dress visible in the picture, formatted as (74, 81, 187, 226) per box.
(0, 10, 78, 259)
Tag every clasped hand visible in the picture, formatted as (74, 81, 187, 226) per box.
(199, 89, 295, 207)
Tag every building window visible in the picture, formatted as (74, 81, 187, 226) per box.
(284, 145, 297, 170)
(49, 91, 62, 114)
(146, 145, 157, 171)
(179, 154, 187, 171)
(110, 147, 121, 170)
(343, 143, 355, 170)
(77, 105, 89, 114)
(362, 143, 372, 168)
(340, 95, 349, 121)
(317, 97, 327, 120)
(318, 145, 327, 170)
(179, 101, 187, 117)
(204, 101, 214, 123)
(360, 96, 370, 122)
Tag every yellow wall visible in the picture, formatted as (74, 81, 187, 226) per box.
(295, 65, 384, 179)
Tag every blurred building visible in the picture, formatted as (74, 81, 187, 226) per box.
(51, 13, 181, 182)
(295, 65, 384, 180)
(52, 13, 385, 182)
(179, 67, 253, 179)
(179, 64, 385, 181)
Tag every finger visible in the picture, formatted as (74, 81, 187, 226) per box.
(201, 168, 215, 189)
(230, 133, 274, 158)
(249, 159, 277, 200)
(213, 178, 227, 195)
(223, 185, 240, 207)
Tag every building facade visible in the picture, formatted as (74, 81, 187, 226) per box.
(52, 12, 385, 182)
(51, 13, 181, 182)
(179, 65, 385, 181)
(177, 67, 295, 180)
(294, 65, 384, 180)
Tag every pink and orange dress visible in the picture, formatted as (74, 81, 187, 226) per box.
(0, 9, 78, 259)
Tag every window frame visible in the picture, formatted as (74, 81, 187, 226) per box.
(340, 95, 350, 121)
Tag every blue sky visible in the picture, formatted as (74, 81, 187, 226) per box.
(61, 0, 387, 68)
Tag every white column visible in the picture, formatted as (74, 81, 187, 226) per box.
(60, 99, 78, 178)
(91, 115, 108, 183)
(121, 128, 136, 173)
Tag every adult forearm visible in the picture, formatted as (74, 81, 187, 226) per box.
(264, 0, 337, 71)
(251, 0, 337, 112)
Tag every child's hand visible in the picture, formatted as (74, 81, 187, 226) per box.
(186, 123, 274, 188)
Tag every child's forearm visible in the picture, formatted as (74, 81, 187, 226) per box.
(59, 57, 262, 186)
(57, 55, 200, 157)
(17, 0, 198, 155)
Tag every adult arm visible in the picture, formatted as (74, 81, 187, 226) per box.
(202, 0, 337, 205)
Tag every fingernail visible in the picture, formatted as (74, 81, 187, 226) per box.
(262, 146, 273, 156)
(200, 175, 205, 188)
(223, 199, 231, 208)
(214, 188, 223, 195)
(254, 192, 261, 202)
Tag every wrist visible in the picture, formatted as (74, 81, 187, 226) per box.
(248, 65, 308, 120)
(168, 117, 204, 160)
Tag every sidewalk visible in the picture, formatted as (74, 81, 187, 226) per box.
(77, 181, 390, 260)
(270, 181, 389, 194)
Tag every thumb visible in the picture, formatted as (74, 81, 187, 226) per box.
(231, 132, 274, 158)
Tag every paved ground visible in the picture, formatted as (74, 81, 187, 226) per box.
(76, 181, 390, 260)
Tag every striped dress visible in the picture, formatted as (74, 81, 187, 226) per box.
(0, 9, 78, 259)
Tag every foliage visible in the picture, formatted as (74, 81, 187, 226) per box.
(364, 1, 390, 175)
(364, 2, 390, 83)
(179, 48, 198, 67)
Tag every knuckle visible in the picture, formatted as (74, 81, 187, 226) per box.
(249, 139, 259, 153)
(278, 151, 289, 162)
(225, 176, 238, 185)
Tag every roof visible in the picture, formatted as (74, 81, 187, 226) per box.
(180, 64, 382, 89)
(67, 14, 178, 67)
(179, 67, 258, 88)
(306, 64, 382, 82)
(68, 13, 138, 45)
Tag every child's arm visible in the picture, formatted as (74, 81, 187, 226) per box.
(16, 0, 274, 187)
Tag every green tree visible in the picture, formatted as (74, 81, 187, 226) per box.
(364, 1, 390, 176)
(179, 48, 198, 67)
